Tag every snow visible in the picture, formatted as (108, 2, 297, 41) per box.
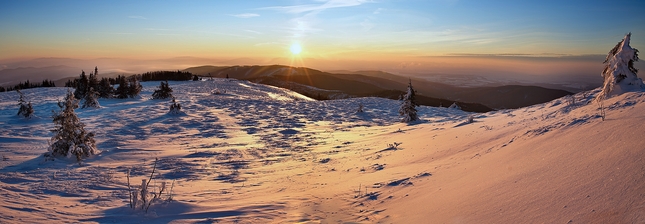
(0, 78, 644, 223)
(598, 33, 644, 100)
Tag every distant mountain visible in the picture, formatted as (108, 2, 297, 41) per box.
(184, 65, 493, 112)
(185, 65, 571, 110)
(449, 85, 572, 109)
(0, 65, 82, 87)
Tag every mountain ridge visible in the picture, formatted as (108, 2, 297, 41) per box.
(184, 64, 572, 110)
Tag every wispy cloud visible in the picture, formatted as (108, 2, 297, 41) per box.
(360, 19, 374, 31)
(254, 42, 281, 46)
(128, 15, 147, 20)
(230, 13, 260, 18)
(145, 28, 170, 31)
(261, 0, 372, 39)
(261, 0, 371, 14)
(244, 29, 263, 34)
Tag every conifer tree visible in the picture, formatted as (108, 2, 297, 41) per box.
(74, 71, 89, 99)
(16, 90, 34, 118)
(127, 78, 142, 98)
(88, 67, 99, 92)
(49, 89, 98, 161)
(152, 81, 173, 99)
(115, 76, 130, 99)
(597, 33, 643, 101)
(356, 103, 364, 113)
(82, 87, 100, 109)
(97, 77, 114, 98)
(169, 97, 181, 114)
(398, 79, 419, 123)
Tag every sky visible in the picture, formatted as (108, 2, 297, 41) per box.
(1, 0, 644, 76)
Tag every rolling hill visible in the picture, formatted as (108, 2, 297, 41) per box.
(184, 65, 572, 110)
(0, 79, 643, 223)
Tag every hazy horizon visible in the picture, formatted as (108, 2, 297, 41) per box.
(1, 0, 644, 87)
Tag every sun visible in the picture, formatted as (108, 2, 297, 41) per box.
(290, 43, 302, 55)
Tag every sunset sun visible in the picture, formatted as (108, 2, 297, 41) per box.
(290, 43, 302, 55)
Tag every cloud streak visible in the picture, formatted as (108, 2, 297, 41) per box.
(230, 13, 260, 18)
(128, 15, 147, 20)
(261, 0, 371, 14)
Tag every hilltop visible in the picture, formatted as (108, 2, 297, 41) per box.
(0, 79, 643, 223)
(184, 65, 571, 110)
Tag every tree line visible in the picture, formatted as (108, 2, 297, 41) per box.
(0, 79, 56, 92)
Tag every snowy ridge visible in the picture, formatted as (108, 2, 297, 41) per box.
(0, 79, 643, 223)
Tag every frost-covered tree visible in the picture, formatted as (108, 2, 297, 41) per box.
(399, 79, 419, 122)
(356, 103, 364, 113)
(16, 90, 34, 118)
(74, 70, 89, 99)
(97, 77, 114, 98)
(128, 78, 142, 98)
(88, 67, 99, 91)
(81, 87, 100, 109)
(48, 89, 98, 161)
(152, 81, 173, 99)
(114, 76, 130, 99)
(597, 33, 643, 101)
(448, 102, 461, 110)
(169, 97, 181, 114)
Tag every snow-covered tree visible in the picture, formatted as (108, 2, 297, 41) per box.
(48, 89, 98, 161)
(399, 79, 419, 122)
(88, 67, 99, 91)
(81, 87, 100, 109)
(115, 76, 130, 99)
(152, 81, 173, 99)
(448, 102, 461, 110)
(97, 77, 114, 98)
(597, 33, 643, 101)
(169, 97, 181, 114)
(16, 90, 34, 118)
(74, 70, 89, 99)
(127, 78, 142, 98)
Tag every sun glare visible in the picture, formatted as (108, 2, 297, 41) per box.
(290, 43, 302, 55)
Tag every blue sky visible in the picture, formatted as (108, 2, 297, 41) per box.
(1, 0, 643, 66)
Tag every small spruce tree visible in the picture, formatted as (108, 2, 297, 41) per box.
(448, 102, 461, 110)
(49, 89, 98, 161)
(97, 77, 114, 98)
(82, 87, 100, 109)
(127, 78, 142, 98)
(115, 76, 130, 99)
(399, 79, 419, 123)
(74, 70, 89, 99)
(356, 103, 364, 113)
(597, 33, 643, 101)
(169, 97, 181, 114)
(16, 90, 34, 118)
(88, 67, 99, 92)
(152, 81, 173, 99)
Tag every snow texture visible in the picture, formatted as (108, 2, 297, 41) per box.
(0, 78, 643, 223)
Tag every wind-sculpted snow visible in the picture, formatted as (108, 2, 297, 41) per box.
(0, 78, 643, 223)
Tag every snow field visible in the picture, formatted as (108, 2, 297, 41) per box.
(0, 78, 643, 223)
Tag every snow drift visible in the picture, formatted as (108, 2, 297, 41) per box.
(0, 78, 643, 223)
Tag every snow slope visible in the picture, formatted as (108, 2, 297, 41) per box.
(0, 79, 643, 223)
